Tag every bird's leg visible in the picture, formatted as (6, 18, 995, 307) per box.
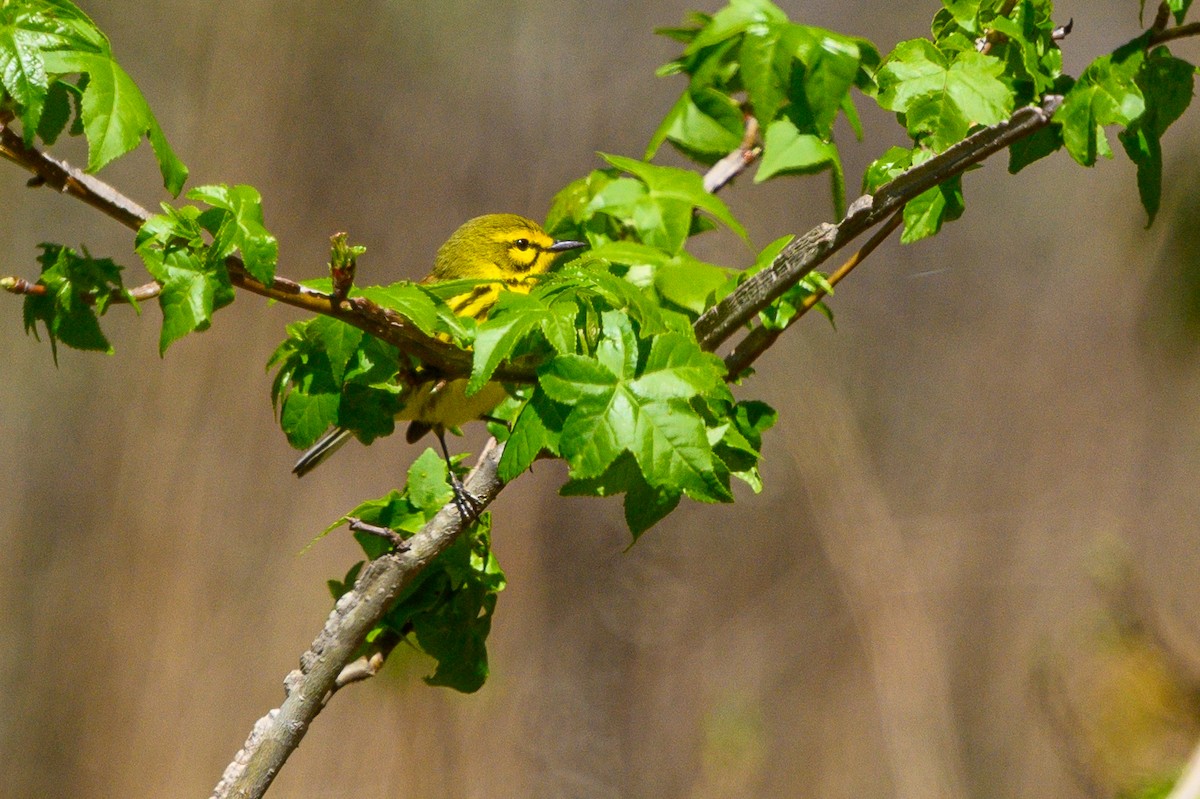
(435, 428, 483, 523)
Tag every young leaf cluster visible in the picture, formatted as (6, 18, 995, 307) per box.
(21, 243, 134, 361)
(652, 0, 879, 215)
(1059, 41, 1195, 225)
(469, 265, 778, 536)
(866, 0, 1196, 237)
(324, 449, 505, 694)
(0, 0, 186, 192)
(134, 185, 278, 353)
(865, 0, 1061, 241)
(268, 279, 474, 449)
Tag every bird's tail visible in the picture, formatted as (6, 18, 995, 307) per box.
(292, 427, 354, 477)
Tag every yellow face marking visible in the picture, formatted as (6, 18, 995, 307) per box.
(490, 228, 557, 275)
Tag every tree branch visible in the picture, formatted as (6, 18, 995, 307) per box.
(210, 438, 507, 799)
(703, 115, 761, 193)
(694, 95, 1064, 352)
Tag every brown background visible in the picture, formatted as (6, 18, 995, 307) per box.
(3, 2, 1200, 797)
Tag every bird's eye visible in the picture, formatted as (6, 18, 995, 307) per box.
(514, 238, 531, 251)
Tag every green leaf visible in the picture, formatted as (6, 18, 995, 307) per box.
(876, 41, 1013, 151)
(280, 388, 340, 450)
(407, 516, 504, 693)
(644, 87, 743, 163)
(986, 2, 1064, 96)
(406, 447, 455, 510)
(1118, 47, 1194, 226)
(497, 390, 568, 482)
(588, 240, 672, 285)
(40, 48, 187, 194)
(540, 352, 622, 405)
(21, 243, 132, 361)
(35, 78, 73, 144)
(360, 282, 464, 340)
(901, 175, 965, 243)
(0, 0, 106, 139)
(1055, 41, 1147, 167)
(625, 398, 732, 501)
(137, 238, 233, 354)
(862, 145, 914, 193)
(561, 451, 684, 538)
(542, 314, 732, 503)
(629, 333, 728, 402)
(1007, 123, 1063, 173)
(624, 474, 683, 538)
(0, 22, 50, 133)
(187, 184, 278, 284)
(598, 153, 749, 250)
(793, 26, 873, 137)
(468, 290, 575, 394)
(545, 170, 616, 238)
(271, 316, 404, 448)
(684, 0, 788, 54)
(713, 399, 778, 491)
(755, 117, 841, 187)
(653, 252, 730, 314)
(306, 317, 363, 385)
(739, 21, 804, 127)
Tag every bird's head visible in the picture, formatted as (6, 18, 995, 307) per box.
(430, 213, 586, 286)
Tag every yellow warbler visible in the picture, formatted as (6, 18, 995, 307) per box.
(293, 214, 585, 485)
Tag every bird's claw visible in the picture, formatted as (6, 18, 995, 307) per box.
(448, 472, 484, 523)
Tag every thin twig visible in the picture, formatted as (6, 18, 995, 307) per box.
(723, 209, 905, 378)
(1, 276, 45, 295)
(346, 517, 410, 552)
(1152, 2, 1173, 35)
(331, 629, 403, 691)
(703, 116, 762, 193)
(2, 275, 161, 302)
(1150, 21, 1200, 45)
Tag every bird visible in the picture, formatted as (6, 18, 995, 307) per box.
(292, 213, 586, 514)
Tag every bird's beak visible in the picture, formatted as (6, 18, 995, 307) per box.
(548, 239, 588, 252)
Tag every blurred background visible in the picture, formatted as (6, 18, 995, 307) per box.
(3, 1, 1200, 797)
